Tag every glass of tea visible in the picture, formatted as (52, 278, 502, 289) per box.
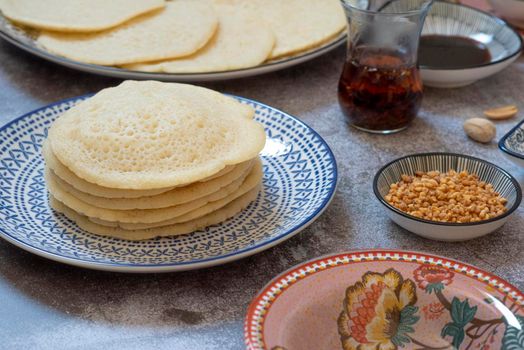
(338, 0, 433, 134)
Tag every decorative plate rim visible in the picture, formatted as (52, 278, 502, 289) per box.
(419, 1, 524, 71)
(0, 95, 338, 272)
(244, 249, 524, 350)
(0, 19, 346, 81)
(372, 152, 522, 227)
(499, 118, 524, 160)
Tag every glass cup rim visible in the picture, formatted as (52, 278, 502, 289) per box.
(340, 0, 434, 17)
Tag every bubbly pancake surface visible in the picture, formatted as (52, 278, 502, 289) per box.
(42, 141, 174, 198)
(44, 81, 266, 240)
(213, 0, 346, 59)
(43, 140, 240, 199)
(47, 80, 266, 190)
(0, 0, 165, 32)
(37, 1, 218, 65)
(125, 4, 275, 73)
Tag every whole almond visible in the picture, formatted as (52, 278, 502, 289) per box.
(484, 105, 518, 120)
(464, 118, 496, 143)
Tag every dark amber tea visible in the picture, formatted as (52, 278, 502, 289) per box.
(338, 48, 423, 133)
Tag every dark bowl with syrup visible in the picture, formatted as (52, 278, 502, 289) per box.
(418, 1, 523, 88)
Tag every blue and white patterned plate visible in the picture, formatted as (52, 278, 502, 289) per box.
(0, 96, 337, 272)
(499, 119, 524, 167)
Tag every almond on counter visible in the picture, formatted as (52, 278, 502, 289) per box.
(463, 118, 496, 143)
(484, 105, 518, 120)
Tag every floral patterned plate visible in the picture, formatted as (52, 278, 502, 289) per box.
(499, 119, 524, 167)
(245, 250, 524, 350)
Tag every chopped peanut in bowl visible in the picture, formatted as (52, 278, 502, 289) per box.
(384, 170, 508, 223)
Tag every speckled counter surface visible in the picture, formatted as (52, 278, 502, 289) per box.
(0, 41, 522, 350)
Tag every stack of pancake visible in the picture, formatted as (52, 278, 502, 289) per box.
(43, 80, 266, 240)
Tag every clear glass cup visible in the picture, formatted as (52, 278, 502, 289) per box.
(338, 0, 433, 134)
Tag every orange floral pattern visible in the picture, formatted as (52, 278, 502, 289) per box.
(413, 265, 454, 294)
(338, 269, 419, 350)
(422, 302, 445, 320)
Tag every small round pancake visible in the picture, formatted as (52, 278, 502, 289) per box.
(91, 160, 262, 229)
(0, 0, 165, 32)
(47, 159, 254, 210)
(125, 4, 274, 73)
(47, 81, 266, 189)
(49, 185, 261, 240)
(42, 141, 172, 198)
(214, 0, 346, 59)
(45, 160, 262, 224)
(43, 140, 240, 199)
(37, 1, 218, 65)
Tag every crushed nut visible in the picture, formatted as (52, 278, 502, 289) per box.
(385, 170, 508, 223)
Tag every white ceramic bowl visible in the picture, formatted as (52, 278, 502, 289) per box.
(499, 119, 524, 168)
(420, 2, 523, 88)
(421, 57, 521, 88)
(373, 153, 522, 241)
(488, 0, 524, 28)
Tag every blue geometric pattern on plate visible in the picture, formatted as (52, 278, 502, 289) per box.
(0, 96, 337, 272)
(499, 119, 524, 161)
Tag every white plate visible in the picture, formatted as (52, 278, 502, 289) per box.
(0, 95, 338, 272)
(421, 56, 520, 88)
(373, 153, 522, 241)
(0, 14, 346, 82)
(420, 2, 523, 88)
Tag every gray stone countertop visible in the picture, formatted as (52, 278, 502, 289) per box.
(0, 41, 522, 350)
